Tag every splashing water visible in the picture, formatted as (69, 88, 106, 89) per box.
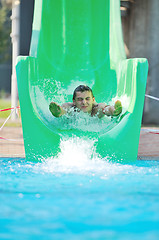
(35, 137, 105, 174)
(1, 137, 159, 240)
(32, 136, 159, 178)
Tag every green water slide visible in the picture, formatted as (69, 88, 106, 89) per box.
(16, 0, 148, 161)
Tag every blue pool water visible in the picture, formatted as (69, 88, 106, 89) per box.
(1, 140, 159, 240)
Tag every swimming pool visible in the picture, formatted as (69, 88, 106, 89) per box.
(1, 142, 159, 240)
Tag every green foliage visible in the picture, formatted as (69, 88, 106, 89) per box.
(0, 97, 11, 118)
(0, 89, 6, 98)
(0, 0, 12, 63)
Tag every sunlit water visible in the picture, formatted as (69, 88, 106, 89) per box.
(1, 139, 159, 240)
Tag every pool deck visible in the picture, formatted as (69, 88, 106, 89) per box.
(0, 124, 159, 160)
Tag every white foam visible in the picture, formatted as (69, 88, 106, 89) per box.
(33, 136, 136, 176)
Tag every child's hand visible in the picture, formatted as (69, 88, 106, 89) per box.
(49, 102, 62, 117)
(113, 100, 122, 116)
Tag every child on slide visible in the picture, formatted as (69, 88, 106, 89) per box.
(49, 85, 122, 118)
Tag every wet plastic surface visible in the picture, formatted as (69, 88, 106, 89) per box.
(16, 0, 148, 161)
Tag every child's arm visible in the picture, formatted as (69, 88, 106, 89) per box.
(96, 100, 122, 118)
(102, 100, 122, 117)
(49, 102, 73, 118)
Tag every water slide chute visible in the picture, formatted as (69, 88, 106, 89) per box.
(16, 0, 148, 161)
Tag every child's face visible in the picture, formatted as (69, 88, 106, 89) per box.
(73, 91, 95, 113)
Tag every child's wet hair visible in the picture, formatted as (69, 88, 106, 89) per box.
(73, 85, 94, 100)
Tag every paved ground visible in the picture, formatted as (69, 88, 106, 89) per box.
(0, 125, 159, 160)
(0, 126, 25, 158)
(138, 128, 159, 160)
